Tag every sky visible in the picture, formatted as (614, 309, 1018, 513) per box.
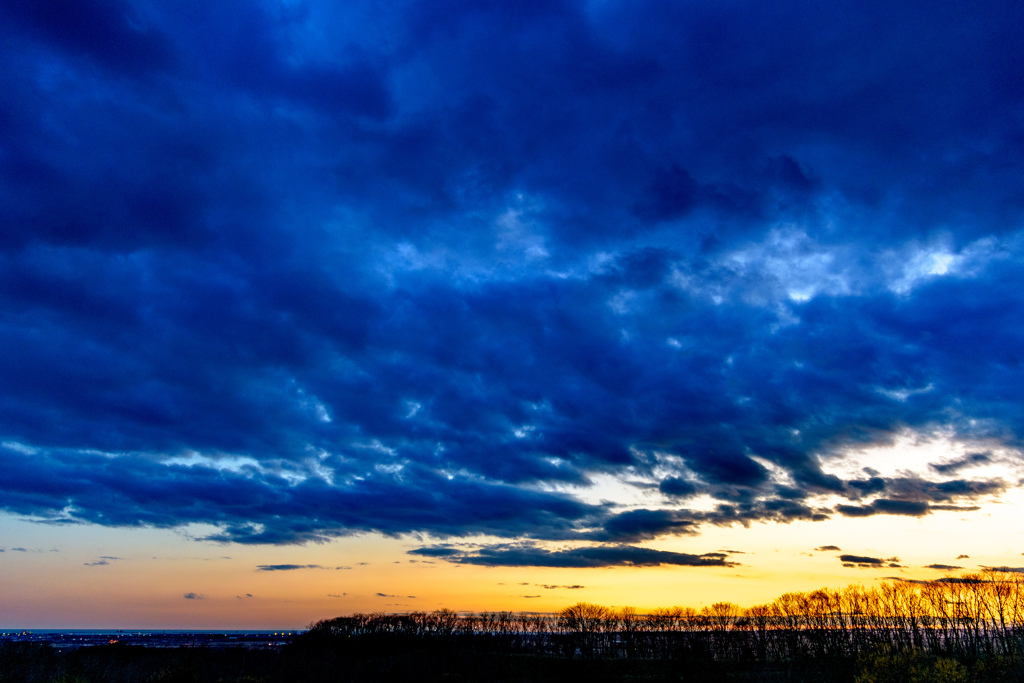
(1, 0, 1023, 629)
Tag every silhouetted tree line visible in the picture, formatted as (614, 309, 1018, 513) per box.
(6, 571, 1024, 682)
(305, 570, 1024, 663)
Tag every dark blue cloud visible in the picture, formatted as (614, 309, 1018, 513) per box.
(599, 509, 699, 542)
(0, 0, 1021, 557)
(930, 452, 992, 475)
(840, 554, 903, 569)
(256, 564, 335, 572)
(835, 497, 983, 518)
(840, 555, 887, 566)
(411, 543, 738, 568)
(0, 0, 176, 75)
(407, 545, 462, 558)
(659, 477, 699, 498)
(836, 500, 930, 518)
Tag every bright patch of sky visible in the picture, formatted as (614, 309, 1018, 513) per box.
(664, 227, 1024, 309)
(531, 471, 654, 510)
(820, 429, 1022, 482)
(883, 235, 1012, 295)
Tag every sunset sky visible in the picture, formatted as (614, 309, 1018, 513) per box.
(2, 0, 1024, 629)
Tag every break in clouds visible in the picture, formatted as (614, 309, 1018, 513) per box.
(0, 0, 1023, 565)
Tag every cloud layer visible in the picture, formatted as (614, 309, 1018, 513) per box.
(410, 543, 737, 568)
(0, 0, 1022, 563)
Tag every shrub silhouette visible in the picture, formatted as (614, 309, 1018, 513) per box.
(855, 648, 968, 683)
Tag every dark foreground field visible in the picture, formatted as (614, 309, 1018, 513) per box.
(4, 633, 1024, 682)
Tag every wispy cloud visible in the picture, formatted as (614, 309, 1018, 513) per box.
(83, 556, 121, 567)
(412, 543, 738, 569)
(840, 555, 904, 569)
(256, 564, 345, 572)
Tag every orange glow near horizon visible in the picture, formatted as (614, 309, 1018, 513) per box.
(3, 487, 1023, 629)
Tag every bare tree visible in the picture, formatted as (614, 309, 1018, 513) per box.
(559, 602, 612, 657)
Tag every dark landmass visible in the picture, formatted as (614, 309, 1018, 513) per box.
(0, 630, 295, 651)
(3, 627, 1022, 682)
(6, 574, 1024, 681)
